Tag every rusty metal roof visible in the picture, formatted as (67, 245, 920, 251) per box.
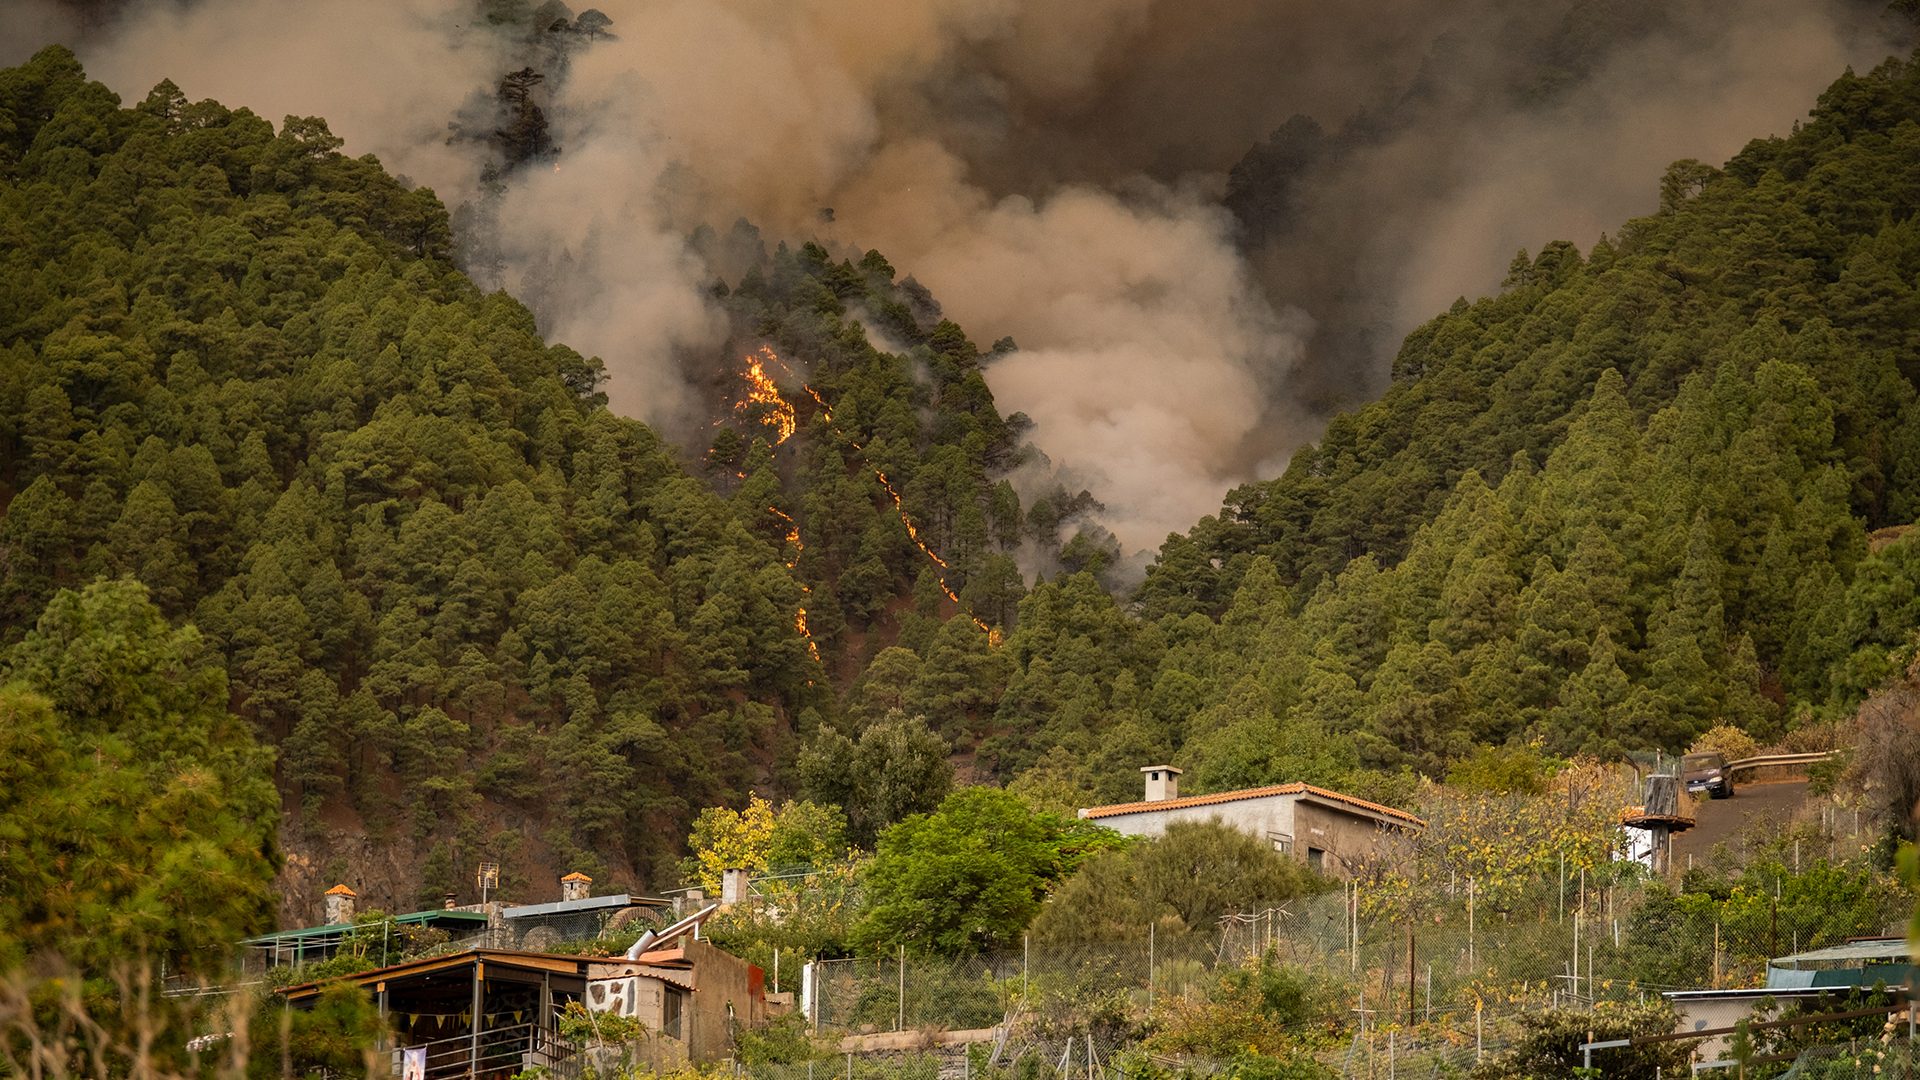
(1080, 782, 1426, 828)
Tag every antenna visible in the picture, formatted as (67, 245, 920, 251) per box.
(477, 862, 500, 904)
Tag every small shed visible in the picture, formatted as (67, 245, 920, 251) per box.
(586, 938, 781, 1063)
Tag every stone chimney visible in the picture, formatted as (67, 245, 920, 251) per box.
(323, 884, 357, 925)
(721, 868, 750, 906)
(561, 872, 593, 902)
(1141, 765, 1182, 802)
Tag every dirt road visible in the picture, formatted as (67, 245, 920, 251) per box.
(1669, 779, 1809, 868)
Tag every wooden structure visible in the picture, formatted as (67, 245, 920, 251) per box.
(1620, 774, 1695, 875)
(279, 948, 591, 1079)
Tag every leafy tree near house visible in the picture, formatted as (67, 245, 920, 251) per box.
(851, 786, 1123, 956)
(0, 579, 279, 974)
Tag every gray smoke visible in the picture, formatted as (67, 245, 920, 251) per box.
(6, 0, 1907, 554)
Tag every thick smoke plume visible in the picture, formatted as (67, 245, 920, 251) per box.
(6, 0, 1907, 556)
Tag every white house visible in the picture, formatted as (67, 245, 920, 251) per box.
(1078, 766, 1425, 877)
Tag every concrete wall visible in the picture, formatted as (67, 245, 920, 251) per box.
(1097, 797, 1296, 845)
(681, 939, 771, 1062)
(1292, 799, 1399, 876)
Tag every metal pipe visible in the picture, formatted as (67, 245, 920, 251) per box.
(625, 904, 720, 960)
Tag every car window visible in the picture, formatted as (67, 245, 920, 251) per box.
(1682, 753, 1723, 769)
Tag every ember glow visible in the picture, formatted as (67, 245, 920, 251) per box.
(738, 346, 797, 444)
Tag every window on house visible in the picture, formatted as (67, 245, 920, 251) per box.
(1307, 848, 1324, 872)
(1269, 832, 1293, 853)
(663, 987, 685, 1039)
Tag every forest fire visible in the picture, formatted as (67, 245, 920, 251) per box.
(766, 507, 819, 659)
(768, 507, 802, 558)
(872, 471, 946, 567)
(785, 382, 999, 643)
(738, 346, 796, 444)
(795, 608, 819, 660)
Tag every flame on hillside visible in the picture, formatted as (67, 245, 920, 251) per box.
(766, 506, 819, 661)
(738, 346, 796, 444)
(768, 506, 802, 556)
(801, 385, 998, 642)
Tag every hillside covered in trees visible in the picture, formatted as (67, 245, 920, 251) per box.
(11, 37, 1920, 917)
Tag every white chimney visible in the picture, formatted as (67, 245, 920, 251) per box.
(1141, 765, 1182, 802)
(721, 868, 749, 906)
(561, 872, 593, 902)
(323, 884, 357, 925)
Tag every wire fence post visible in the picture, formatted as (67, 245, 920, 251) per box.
(1147, 922, 1155, 1012)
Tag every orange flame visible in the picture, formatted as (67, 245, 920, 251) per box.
(767, 507, 802, 564)
(763, 380, 1003, 647)
(872, 471, 947, 567)
(795, 607, 820, 660)
(739, 346, 796, 444)
(765, 506, 819, 659)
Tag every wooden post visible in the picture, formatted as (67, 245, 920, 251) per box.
(540, 970, 552, 1057)
(1147, 923, 1155, 1011)
(1406, 918, 1415, 1023)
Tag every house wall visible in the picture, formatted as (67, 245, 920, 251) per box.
(1095, 796, 1297, 846)
(1093, 795, 1403, 879)
(586, 975, 668, 1025)
(586, 941, 780, 1063)
(1292, 800, 1398, 876)
(680, 939, 773, 1060)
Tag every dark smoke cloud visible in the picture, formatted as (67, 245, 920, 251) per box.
(6, 0, 1908, 554)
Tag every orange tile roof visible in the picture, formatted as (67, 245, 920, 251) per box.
(1081, 782, 1426, 827)
(324, 883, 358, 896)
(561, 872, 593, 882)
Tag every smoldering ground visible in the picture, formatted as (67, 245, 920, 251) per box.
(6, 0, 1908, 558)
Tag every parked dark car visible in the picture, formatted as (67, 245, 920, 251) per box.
(1682, 751, 1732, 799)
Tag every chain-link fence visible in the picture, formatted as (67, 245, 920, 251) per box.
(775, 856, 1910, 1080)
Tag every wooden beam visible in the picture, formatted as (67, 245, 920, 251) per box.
(469, 961, 483, 1077)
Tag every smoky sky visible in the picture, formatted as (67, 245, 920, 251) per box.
(4, 0, 1909, 557)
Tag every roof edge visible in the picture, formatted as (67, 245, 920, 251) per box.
(1080, 782, 1425, 828)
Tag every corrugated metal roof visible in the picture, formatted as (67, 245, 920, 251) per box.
(240, 909, 488, 945)
(502, 893, 634, 919)
(277, 948, 595, 1001)
(1769, 938, 1912, 966)
(1080, 782, 1426, 827)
